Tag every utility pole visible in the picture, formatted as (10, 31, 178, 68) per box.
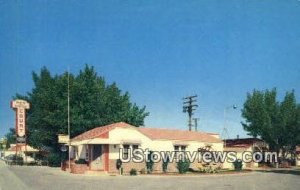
(193, 118, 199, 132)
(183, 95, 198, 131)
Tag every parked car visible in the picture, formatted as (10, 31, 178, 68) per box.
(23, 156, 37, 165)
(4, 154, 24, 165)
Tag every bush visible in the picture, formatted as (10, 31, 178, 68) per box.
(75, 159, 87, 164)
(130, 168, 137, 176)
(146, 151, 154, 174)
(47, 152, 61, 167)
(140, 168, 146, 174)
(162, 157, 169, 173)
(177, 159, 190, 174)
(116, 159, 122, 170)
(198, 165, 221, 173)
(233, 159, 243, 171)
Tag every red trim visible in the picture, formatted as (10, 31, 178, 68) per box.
(103, 144, 109, 171)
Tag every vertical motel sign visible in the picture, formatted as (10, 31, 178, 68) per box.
(10, 99, 30, 143)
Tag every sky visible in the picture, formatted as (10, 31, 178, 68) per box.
(0, 0, 300, 138)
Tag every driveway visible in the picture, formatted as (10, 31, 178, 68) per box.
(0, 161, 299, 190)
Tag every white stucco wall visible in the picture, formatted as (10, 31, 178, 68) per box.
(74, 126, 224, 164)
(222, 146, 253, 169)
(108, 127, 223, 160)
(108, 127, 152, 159)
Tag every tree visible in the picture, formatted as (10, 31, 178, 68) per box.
(14, 65, 149, 166)
(241, 88, 300, 160)
(5, 128, 15, 149)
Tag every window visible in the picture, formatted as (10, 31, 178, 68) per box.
(132, 145, 139, 159)
(85, 145, 89, 161)
(174, 145, 186, 151)
(132, 145, 139, 151)
(181, 146, 186, 152)
(123, 144, 130, 159)
(174, 146, 179, 152)
(174, 145, 186, 159)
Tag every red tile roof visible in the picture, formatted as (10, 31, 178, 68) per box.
(72, 122, 135, 141)
(138, 127, 222, 143)
(72, 122, 222, 143)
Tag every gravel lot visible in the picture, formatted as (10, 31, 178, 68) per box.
(0, 161, 299, 190)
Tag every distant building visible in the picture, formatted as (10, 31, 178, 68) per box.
(223, 137, 269, 169)
(4, 144, 39, 164)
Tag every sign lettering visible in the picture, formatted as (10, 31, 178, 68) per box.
(11, 99, 30, 138)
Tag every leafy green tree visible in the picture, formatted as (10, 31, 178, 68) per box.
(241, 88, 300, 159)
(5, 128, 15, 149)
(14, 65, 149, 166)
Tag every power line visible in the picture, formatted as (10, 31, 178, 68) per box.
(182, 95, 198, 131)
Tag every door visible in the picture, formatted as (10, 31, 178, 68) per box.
(91, 145, 103, 170)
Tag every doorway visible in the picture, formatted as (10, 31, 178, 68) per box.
(91, 145, 103, 170)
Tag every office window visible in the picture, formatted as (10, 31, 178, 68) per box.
(123, 144, 130, 159)
(181, 146, 186, 152)
(132, 145, 139, 151)
(174, 146, 179, 151)
(132, 145, 139, 159)
(174, 145, 187, 159)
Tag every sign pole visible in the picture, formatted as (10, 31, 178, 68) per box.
(11, 99, 30, 165)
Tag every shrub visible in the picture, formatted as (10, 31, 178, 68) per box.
(177, 159, 190, 174)
(146, 151, 154, 174)
(198, 165, 221, 173)
(140, 168, 146, 174)
(233, 159, 243, 171)
(116, 159, 122, 170)
(129, 168, 137, 176)
(162, 157, 169, 173)
(75, 159, 87, 164)
(47, 152, 61, 167)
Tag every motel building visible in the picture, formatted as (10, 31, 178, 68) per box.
(61, 122, 224, 174)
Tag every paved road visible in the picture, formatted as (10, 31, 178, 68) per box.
(0, 161, 299, 190)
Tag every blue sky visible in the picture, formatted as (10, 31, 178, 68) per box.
(0, 0, 300, 138)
